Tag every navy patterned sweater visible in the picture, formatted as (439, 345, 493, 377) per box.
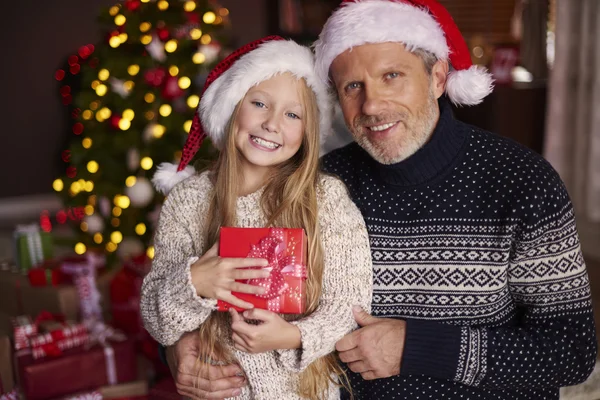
(322, 99, 597, 399)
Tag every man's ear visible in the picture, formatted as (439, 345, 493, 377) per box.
(431, 59, 449, 99)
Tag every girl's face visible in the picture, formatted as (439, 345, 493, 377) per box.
(234, 73, 305, 179)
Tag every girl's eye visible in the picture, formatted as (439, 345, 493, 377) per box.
(252, 101, 266, 108)
(286, 112, 300, 119)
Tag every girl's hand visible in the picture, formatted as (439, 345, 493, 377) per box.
(229, 308, 302, 353)
(190, 241, 270, 309)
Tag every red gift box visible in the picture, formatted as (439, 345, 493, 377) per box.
(16, 338, 137, 400)
(28, 259, 71, 287)
(216, 227, 307, 314)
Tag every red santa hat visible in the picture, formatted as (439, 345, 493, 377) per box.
(314, 0, 494, 106)
(152, 35, 332, 195)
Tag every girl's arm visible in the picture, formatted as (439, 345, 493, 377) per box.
(275, 176, 373, 372)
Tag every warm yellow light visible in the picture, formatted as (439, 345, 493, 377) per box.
(147, 246, 155, 259)
(203, 12, 216, 24)
(183, 120, 192, 133)
(128, 65, 140, 76)
(145, 111, 155, 120)
(159, 104, 172, 117)
(52, 179, 64, 192)
(111, 218, 120, 227)
(187, 95, 199, 108)
(114, 14, 126, 26)
(111, 231, 123, 244)
(87, 161, 99, 173)
(140, 157, 153, 170)
(200, 34, 212, 45)
(178, 76, 191, 89)
(219, 7, 229, 16)
(192, 52, 206, 64)
(96, 84, 108, 96)
(214, 16, 223, 24)
(139, 22, 151, 32)
(144, 93, 155, 103)
(114, 195, 131, 209)
(157, 0, 169, 11)
(165, 40, 178, 53)
(112, 206, 122, 217)
(168, 66, 179, 76)
(70, 182, 81, 194)
(140, 34, 152, 45)
(119, 119, 131, 130)
(124, 80, 134, 91)
(122, 109, 135, 121)
(141, 0, 150, 3)
(106, 242, 117, 252)
(82, 137, 93, 148)
(153, 124, 166, 138)
(119, 33, 128, 43)
(125, 176, 137, 187)
(109, 36, 121, 48)
(98, 69, 110, 81)
(94, 113, 104, 122)
(82, 110, 93, 120)
(88, 195, 97, 206)
(109, 6, 120, 16)
(84, 205, 94, 216)
(93, 233, 103, 244)
(74, 243, 87, 255)
(184, 1, 196, 12)
(135, 223, 147, 235)
(190, 28, 202, 40)
(84, 181, 94, 192)
(80, 222, 88, 232)
(91, 80, 100, 90)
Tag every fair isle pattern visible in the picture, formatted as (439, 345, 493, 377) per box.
(323, 103, 597, 400)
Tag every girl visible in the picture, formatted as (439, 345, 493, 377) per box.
(141, 36, 372, 400)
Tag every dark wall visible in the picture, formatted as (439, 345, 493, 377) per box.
(0, 0, 266, 199)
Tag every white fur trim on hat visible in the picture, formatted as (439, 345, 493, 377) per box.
(152, 162, 195, 195)
(199, 40, 333, 150)
(314, 0, 448, 86)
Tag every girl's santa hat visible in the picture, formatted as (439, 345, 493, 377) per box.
(314, 0, 494, 106)
(153, 36, 332, 195)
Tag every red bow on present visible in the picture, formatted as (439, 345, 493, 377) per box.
(34, 311, 66, 327)
(246, 228, 307, 299)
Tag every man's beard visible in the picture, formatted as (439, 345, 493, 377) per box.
(350, 88, 439, 165)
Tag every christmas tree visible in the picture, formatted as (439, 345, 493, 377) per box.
(52, 0, 230, 261)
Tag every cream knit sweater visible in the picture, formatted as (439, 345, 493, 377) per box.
(141, 171, 373, 400)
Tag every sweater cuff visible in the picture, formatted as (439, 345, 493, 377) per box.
(401, 319, 462, 381)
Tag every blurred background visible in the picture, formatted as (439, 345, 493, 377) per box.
(0, 0, 598, 398)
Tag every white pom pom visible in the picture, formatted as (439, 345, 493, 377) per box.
(152, 162, 195, 195)
(446, 65, 494, 106)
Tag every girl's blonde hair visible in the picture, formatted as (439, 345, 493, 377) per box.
(196, 74, 348, 399)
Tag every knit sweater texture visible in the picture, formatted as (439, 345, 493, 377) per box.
(323, 98, 597, 400)
(141, 172, 373, 400)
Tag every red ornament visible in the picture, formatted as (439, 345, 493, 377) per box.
(73, 123, 84, 135)
(156, 27, 170, 41)
(55, 69, 66, 81)
(40, 211, 52, 233)
(186, 12, 200, 23)
(111, 114, 122, 129)
(161, 75, 184, 100)
(66, 166, 77, 178)
(124, 0, 141, 11)
(62, 95, 73, 105)
(56, 210, 68, 224)
(70, 64, 81, 75)
(60, 86, 71, 96)
(71, 108, 81, 119)
(68, 56, 79, 66)
(144, 67, 167, 87)
(61, 150, 71, 163)
(78, 45, 92, 59)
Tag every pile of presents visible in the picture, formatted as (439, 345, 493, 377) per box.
(0, 224, 178, 399)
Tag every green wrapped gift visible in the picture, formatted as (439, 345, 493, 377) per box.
(13, 224, 53, 272)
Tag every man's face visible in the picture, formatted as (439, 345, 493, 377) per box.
(330, 42, 446, 164)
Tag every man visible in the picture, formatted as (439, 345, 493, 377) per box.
(165, 0, 597, 399)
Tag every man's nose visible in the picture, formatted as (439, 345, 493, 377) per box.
(361, 84, 386, 116)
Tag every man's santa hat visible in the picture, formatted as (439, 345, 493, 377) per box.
(152, 36, 332, 195)
(314, 0, 494, 106)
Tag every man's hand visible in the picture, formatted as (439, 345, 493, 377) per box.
(336, 306, 406, 380)
(166, 330, 247, 399)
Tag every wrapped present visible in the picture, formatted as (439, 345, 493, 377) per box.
(16, 338, 137, 400)
(217, 227, 307, 314)
(13, 224, 53, 272)
(0, 389, 18, 400)
(58, 380, 148, 400)
(12, 315, 37, 351)
(0, 335, 15, 395)
(28, 259, 71, 287)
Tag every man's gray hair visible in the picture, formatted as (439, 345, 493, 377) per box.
(411, 48, 438, 75)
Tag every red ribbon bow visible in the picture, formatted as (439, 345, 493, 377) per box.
(245, 228, 307, 299)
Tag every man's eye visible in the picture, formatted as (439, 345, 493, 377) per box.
(346, 82, 361, 91)
(386, 72, 400, 79)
